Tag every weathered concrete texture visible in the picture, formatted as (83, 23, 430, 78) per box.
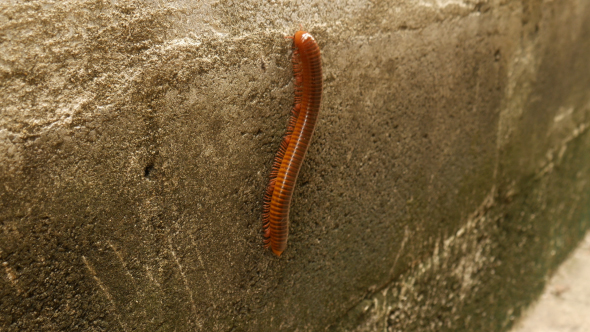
(1, 0, 590, 331)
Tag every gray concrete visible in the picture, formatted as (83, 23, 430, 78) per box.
(1, 0, 590, 331)
(511, 231, 590, 332)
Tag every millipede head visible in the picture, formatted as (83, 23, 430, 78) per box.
(293, 30, 315, 49)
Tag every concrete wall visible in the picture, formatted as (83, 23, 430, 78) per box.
(1, 0, 590, 331)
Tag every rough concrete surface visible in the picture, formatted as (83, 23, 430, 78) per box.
(511, 231, 590, 332)
(1, 0, 590, 331)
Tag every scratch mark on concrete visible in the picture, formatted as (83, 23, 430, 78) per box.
(189, 233, 215, 303)
(107, 240, 136, 282)
(168, 238, 201, 328)
(82, 255, 130, 332)
(346, 187, 498, 331)
(554, 106, 574, 123)
(144, 264, 161, 287)
(537, 122, 589, 179)
(389, 226, 410, 277)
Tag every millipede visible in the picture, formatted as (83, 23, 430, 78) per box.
(262, 29, 323, 257)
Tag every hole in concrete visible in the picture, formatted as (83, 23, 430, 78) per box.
(144, 163, 155, 178)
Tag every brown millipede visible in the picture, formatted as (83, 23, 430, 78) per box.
(262, 29, 323, 256)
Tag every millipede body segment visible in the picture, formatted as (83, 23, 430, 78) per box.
(262, 30, 323, 256)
